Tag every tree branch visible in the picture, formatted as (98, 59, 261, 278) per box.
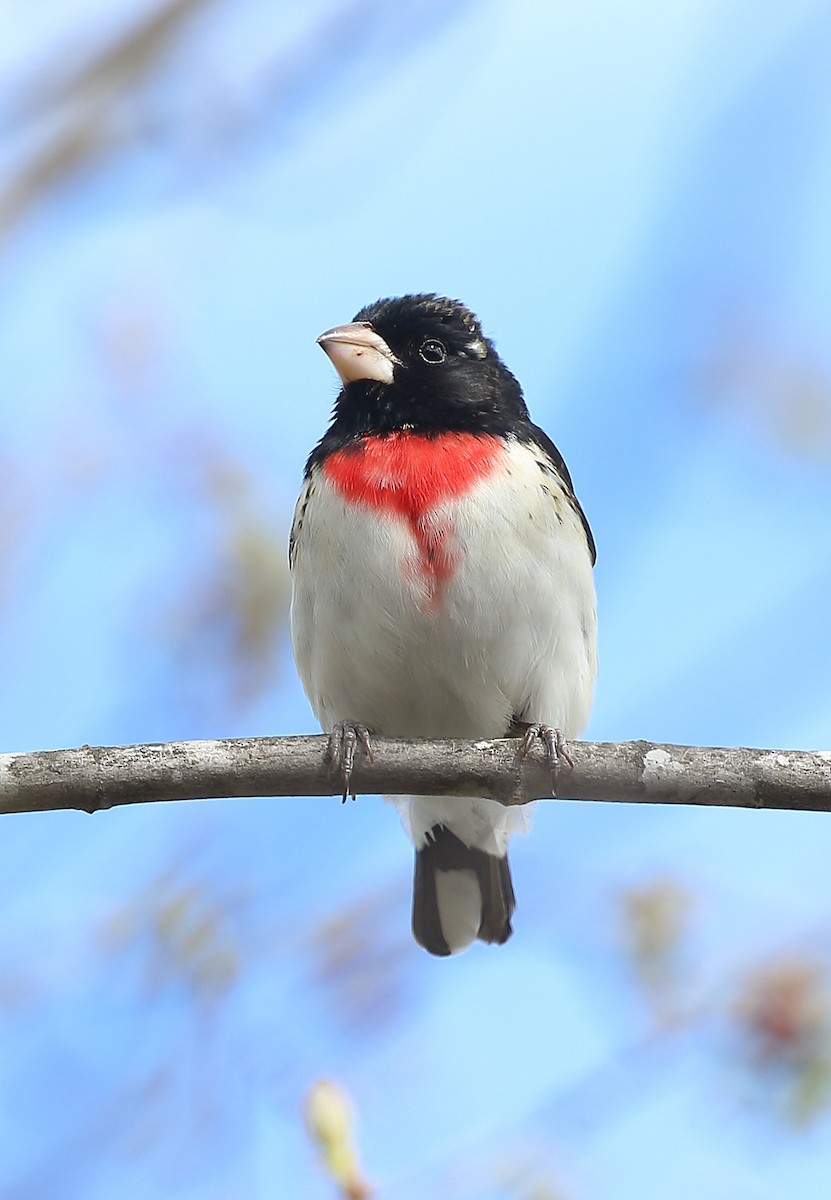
(1, 736, 830, 817)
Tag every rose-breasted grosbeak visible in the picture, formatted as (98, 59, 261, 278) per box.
(290, 294, 597, 956)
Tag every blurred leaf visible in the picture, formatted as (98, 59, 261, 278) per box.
(732, 957, 831, 1125)
(308, 884, 411, 1034)
(158, 453, 291, 714)
(619, 877, 695, 1025)
(305, 1078, 373, 1200)
(103, 864, 244, 1008)
(735, 958, 827, 1058)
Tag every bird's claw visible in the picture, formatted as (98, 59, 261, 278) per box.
(518, 722, 573, 795)
(328, 721, 374, 802)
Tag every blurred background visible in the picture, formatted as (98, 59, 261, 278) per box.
(2, 0, 831, 1196)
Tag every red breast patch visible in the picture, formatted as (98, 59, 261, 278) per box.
(323, 431, 504, 604)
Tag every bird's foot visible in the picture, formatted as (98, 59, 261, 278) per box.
(515, 721, 573, 795)
(328, 721, 375, 802)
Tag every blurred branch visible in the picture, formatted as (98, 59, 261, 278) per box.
(0, 0, 217, 236)
(1, 0, 467, 240)
(14, 0, 215, 119)
(1, 737, 830, 816)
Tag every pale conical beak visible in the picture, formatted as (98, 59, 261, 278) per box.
(317, 321, 398, 385)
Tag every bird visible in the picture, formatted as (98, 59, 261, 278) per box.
(289, 294, 597, 956)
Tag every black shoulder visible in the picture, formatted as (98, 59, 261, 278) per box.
(523, 423, 596, 566)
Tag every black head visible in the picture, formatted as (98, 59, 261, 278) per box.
(308, 294, 596, 562)
(315, 294, 529, 441)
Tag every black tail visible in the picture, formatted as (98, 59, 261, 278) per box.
(412, 825, 515, 956)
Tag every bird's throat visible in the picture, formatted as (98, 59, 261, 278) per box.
(323, 431, 503, 513)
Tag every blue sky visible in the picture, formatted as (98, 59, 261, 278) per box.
(1, 1, 831, 1196)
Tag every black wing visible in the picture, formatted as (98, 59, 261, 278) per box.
(525, 423, 596, 566)
(288, 475, 314, 569)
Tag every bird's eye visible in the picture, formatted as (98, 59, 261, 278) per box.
(419, 338, 447, 364)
